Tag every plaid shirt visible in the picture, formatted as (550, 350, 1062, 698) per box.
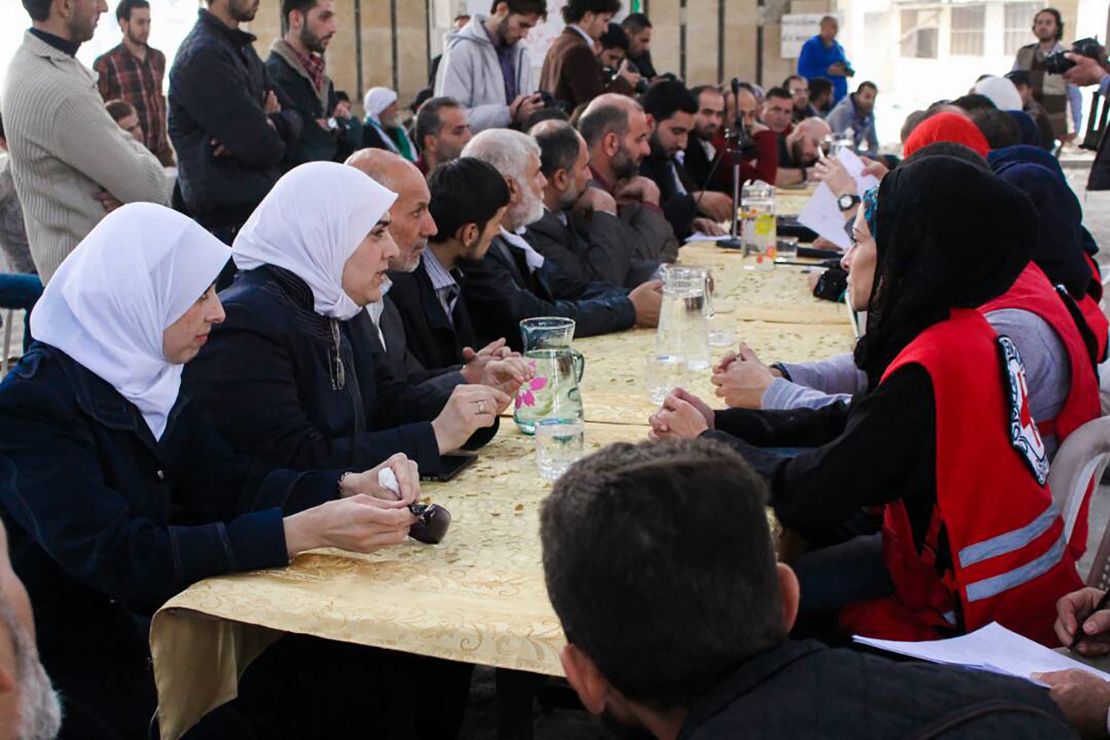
(283, 41, 327, 93)
(93, 44, 172, 164)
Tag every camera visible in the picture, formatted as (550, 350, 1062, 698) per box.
(1043, 37, 1105, 74)
(536, 90, 571, 115)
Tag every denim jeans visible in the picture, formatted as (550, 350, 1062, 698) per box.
(794, 532, 894, 613)
(0, 272, 43, 353)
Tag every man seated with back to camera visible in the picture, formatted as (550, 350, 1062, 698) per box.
(639, 80, 734, 239)
(455, 128, 663, 349)
(526, 120, 659, 288)
(578, 93, 679, 262)
(540, 438, 1076, 739)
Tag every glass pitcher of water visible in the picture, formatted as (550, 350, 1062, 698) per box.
(514, 317, 585, 435)
(648, 266, 710, 403)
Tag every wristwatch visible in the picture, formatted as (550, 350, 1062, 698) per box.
(837, 193, 861, 212)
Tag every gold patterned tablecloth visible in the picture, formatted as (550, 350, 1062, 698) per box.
(150, 239, 850, 739)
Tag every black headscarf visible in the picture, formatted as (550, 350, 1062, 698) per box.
(1007, 110, 1041, 147)
(994, 161, 1094, 298)
(854, 155, 1037, 387)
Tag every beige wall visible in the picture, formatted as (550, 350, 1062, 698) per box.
(248, 0, 835, 112)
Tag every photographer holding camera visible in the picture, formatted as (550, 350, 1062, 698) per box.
(1060, 41, 1110, 190)
(1012, 8, 1085, 144)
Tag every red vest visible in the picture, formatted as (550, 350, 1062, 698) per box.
(840, 309, 1082, 646)
(982, 262, 1101, 557)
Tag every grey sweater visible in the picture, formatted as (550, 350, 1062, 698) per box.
(434, 15, 537, 133)
(2, 31, 169, 282)
(763, 308, 1069, 458)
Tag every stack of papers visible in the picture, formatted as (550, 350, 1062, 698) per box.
(854, 622, 1110, 687)
(797, 149, 881, 250)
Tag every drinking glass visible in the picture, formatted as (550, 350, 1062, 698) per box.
(535, 418, 585, 482)
(646, 352, 686, 404)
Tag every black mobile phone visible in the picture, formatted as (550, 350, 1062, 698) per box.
(421, 452, 477, 482)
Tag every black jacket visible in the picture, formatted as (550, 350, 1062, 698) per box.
(368, 293, 465, 391)
(168, 10, 302, 228)
(388, 261, 479, 371)
(683, 136, 729, 195)
(185, 265, 453, 474)
(525, 208, 658, 289)
(0, 344, 339, 737)
(640, 146, 699, 240)
(1091, 115, 1110, 190)
(264, 43, 361, 169)
(677, 640, 1072, 739)
(459, 234, 637, 350)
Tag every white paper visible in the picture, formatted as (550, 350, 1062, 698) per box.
(836, 148, 881, 193)
(684, 233, 740, 244)
(797, 183, 852, 250)
(854, 622, 1110, 687)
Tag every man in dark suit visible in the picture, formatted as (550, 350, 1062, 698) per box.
(527, 119, 659, 288)
(639, 80, 733, 240)
(345, 148, 526, 393)
(457, 128, 662, 350)
(539, 0, 638, 111)
(682, 85, 729, 195)
(390, 158, 513, 371)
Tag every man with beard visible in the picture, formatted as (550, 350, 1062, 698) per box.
(540, 0, 639, 112)
(680, 85, 729, 195)
(825, 80, 879, 157)
(639, 80, 733, 240)
(346, 149, 527, 395)
(3, 0, 168, 284)
(266, 0, 362, 168)
(0, 519, 61, 740)
(776, 116, 830, 187)
(93, 0, 174, 165)
(1012, 7, 1083, 144)
(435, 0, 547, 134)
(784, 74, 818, 123)
(389, 159, 520, 372)
(733, 84, 779, 185)
(578, 93, 678, 262)
(621, 13, 658, 81)
(413, 97, 472, 175)
(526, 120, 659, 288)
(169, 0, 303, 245)
(457, 128, 663, 350)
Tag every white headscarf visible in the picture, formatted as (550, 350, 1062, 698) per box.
(30, 203, 231, 440)
(233, 161, 398, 321)
(973, 76, 1024, 112)
(363, 87, 398, 123)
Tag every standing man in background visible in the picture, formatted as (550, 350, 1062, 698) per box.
(435, 0, 547, 133)
(1012, 8, 1082, 144)
(266, 0, 361, 169)
(94, 0, 174, 165)
(5, 0, 169, 283)
(540, 0, 639, 112)
(621, 12, 657, 81)
(169, 0, 302, 246)
(797, 16, 853, 106)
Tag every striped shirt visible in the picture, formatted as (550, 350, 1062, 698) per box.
(422, 249, 460, 327)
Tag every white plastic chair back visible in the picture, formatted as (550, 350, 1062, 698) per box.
(1046, 417, 1110, 585)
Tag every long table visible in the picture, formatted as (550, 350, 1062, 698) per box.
(150, 239, 852, 739)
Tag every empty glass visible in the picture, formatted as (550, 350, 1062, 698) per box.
(535, 418, 585, 481)
(645, 352, 686, 405)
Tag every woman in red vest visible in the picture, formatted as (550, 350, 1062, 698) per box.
(651, 155, 1083, 644)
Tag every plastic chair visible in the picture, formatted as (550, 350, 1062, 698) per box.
(1046, 417, 1110, 586)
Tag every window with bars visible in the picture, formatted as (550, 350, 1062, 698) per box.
(900, 9, 939, 59)
(1004, 2, 1044, 55)
(950, 5, 985, 56)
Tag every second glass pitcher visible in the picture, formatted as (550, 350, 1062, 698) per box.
(514, 317, 586, 434)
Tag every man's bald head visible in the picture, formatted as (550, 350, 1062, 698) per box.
(787, 117, 831, 168)
(345, 148, 436, 272)
(578, 93, 651, 181)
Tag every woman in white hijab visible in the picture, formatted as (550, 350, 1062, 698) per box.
(0, 202, 425, 737)
(186, 161, 507, 479)
(362, 86, 417, 161)
(973, 75, 1025, 112)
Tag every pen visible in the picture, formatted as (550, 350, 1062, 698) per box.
(1069, 589, 1110, 650)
